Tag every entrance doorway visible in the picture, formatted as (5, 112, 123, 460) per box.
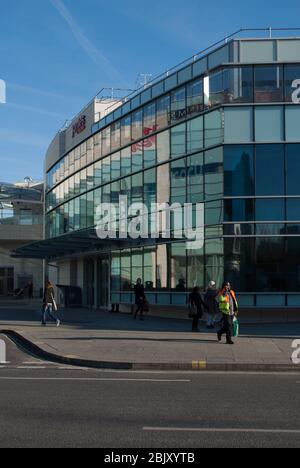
(0, 267, 14, 296)
(97, 257, 109, 309)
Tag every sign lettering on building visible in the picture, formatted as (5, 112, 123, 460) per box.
(292, 79, 300, 104)
(72, 115, 86, 138)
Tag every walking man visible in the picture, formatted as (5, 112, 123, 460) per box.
(134, 278, 145, 321)
(217, 282, 238, 345)
(42, 281, 60, 327)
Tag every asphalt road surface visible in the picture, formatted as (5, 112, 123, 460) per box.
(0, 334, 299, 448)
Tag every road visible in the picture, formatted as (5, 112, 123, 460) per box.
(0, 334, 299, 448)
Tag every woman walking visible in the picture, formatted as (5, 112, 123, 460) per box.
(217, 282, 238, 345)
(188, 287, 207, 332)
(42, 281, 60, 327)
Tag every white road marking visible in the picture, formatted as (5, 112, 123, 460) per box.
(17, 367, 46, 370)
(143, 427, 300, 435)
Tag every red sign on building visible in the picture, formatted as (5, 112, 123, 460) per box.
(72, 115, 86, 138)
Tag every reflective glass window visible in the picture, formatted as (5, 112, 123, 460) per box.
(132, 109, 143, 141)
(205, 110, 223, 148)
(102, 157, 111, 184)
(111, 121, 121, 151)
(187, 116, 204, 153)
(121, 147, 131, 176)
(287, 199, 300, 221)
(224, 238, 256, 292)
(224, 199, 255, 222)
(94, 160, 102, 187)
(254, 66, 283, 102)
(157, 163, 170, 205)
(286, 144, 300, 195)
(224, 145, 254, 196)
(102, 127, 111, 155)
(157, 130, 170, 163)
(171, 243, 187, 291)
(132, 144, 143, 172)
(204, 147, 223, 201)
(224, 107, 253, 143)
(255, 106, 284, 142)
(187, 79, 203, 116)
(143, 102, 157, 135)
(144, 247, 156, 291)
(94, 133, 102, 160)
(171, 87, 186, 123)
(256, 199, 285, 221)
(171, 123, 186, 158)
(256, 237, 286, 292)
(111, 152, 121, 180)
(171, 158, 186, 205)
(121, 115, 131, 146)
(131, 173, 143, 204)
(144, 168, 156, 211)
(144, 134, 156, 168)
(255, 144, 284, 195)
(286, 106, 300, 142)
(157, 95, 170, 130)
(286, 238, 300, 291)
(187, 153, 204, 203)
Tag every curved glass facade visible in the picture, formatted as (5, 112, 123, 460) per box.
(45, 41, 300, 308)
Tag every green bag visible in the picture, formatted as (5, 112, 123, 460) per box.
(233, 317, 239, 338)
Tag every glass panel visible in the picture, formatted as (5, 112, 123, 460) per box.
(205, 110, 223, 148)
(144, 134, 156, 168)
(171, 158, 186, 205)
(224, 199, 255, 222)
(132, 109, 143, 141)
(178, 65, 192, 84)
(187, 116, 204, 153)
(256, 237, 285, 292)
(187, 79, 203, 116)
(171, 243, 187, 291)
(156, 244, 169, 290)
(204, 147, 223, 201)
(144, 168, 156, 211)
(171, 123, 186, 158)
(286, 238, 300, 291)
(285, 64, 300, 102)
(255, 144, 284, 195)
(132, 144, 143, 172)
(256, 224, 285, 235)
(170, 87, 186, 123)
(286, 144, 300, 195)
(144, 247, 156, 291)
(224, 238, 256, 292)
(121, 250, 131, 291)
(121, 147, 131, 177)
(287, 199, 300, 221)
(94, 160, 102, 187)
(224, 107, 253, 143)
(256, 199, 285, 221)
(157, 130, 170, 163)
(224, 145, 254, 196)
(121, 115, 131, 146)
(187, 245, 204, 290)
(254, 66, 283, 102)
(143, 102, 157, 135)
(187, 153, 204, 203)
(286, 106, 300, 142)
(102, 127, 111, 155)
(102, 157, 111, 184)
(111, 152, 121, 180)
(111, 252, 121, 291)
(157, 163, 170, 205)
(156, 95, 170, 130)
(255, 106, 284, 142)
(131, 173, 143, 204)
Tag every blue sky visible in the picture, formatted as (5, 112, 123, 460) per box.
(0, 0, 299, 182)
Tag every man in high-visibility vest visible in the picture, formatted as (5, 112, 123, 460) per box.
(217, 282, 238, 345)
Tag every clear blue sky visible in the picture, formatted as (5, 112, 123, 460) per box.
(0, 0, 299, 182)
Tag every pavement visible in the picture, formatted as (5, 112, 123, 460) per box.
(0, 301, 300, 372)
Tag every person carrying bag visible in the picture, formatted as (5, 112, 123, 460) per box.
(42, 281, 61, 327)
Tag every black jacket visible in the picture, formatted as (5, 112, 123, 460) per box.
(43, 287, 55, 305)
(189, 292, 206, 317)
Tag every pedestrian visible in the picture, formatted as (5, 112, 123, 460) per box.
(204, 281, 219, 329)
(42, 281, 61, 327)
(217, 282, 238, 345)
(188, 287, 207, 332)
(134, 278, 145, 321)
(110, 303, 120, 314)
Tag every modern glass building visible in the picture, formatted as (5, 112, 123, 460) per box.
(14, 32, 300, 313)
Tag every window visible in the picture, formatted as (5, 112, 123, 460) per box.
(171, 87, 186, 123)
(144, 248, 156, 291)
(255, 145, 284, 195)
(132, 144, 143, 172)
(256, 199, 285, 221)
(111, 152, 121, 180)
(157, 163, 170, 205)
(254, 66, 283, 102)
(286, 106, 300, 142)
(171, 243, 187, 291)
(143, 102, 156, 135)
(287, 199, 300, 221)
(102, 157, 111, 184)
(204, 147, 223, 201)
(94, 160, 102, 187)
(286, 145, 300, 195)
(205, 110, 223, 148)
(144, 168, 156, 211)
(187, 245, 204, 290)
(224, 238, 256, 292)
(121, 147, 131, 176)
(285, 65, 300, 102)
(19, 209, 33, 225)
(87, 167, 94, 191)
(224, 199, 255, 222)
(255, 106, 284, 142)
(157, 95, 170, 129)
(131, 173, 143, 204)
(224, 145, 254, 196)
(256, 237, 285, 292)
(187, 79, 203, 115)
(111, 121, 121, 151)
(187, 153, 204, 204)
(171, 123, 186, 158)
(157, 130, 170, 163)
(121, 116, 131, 146)
(224, 107, 253, 143)
(171, 158, 186, 205)
(187, 116, 204, 152)
(132, 109, 143, 141)
(102, 127, 111, 155)
(144, 134, 156, 168)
